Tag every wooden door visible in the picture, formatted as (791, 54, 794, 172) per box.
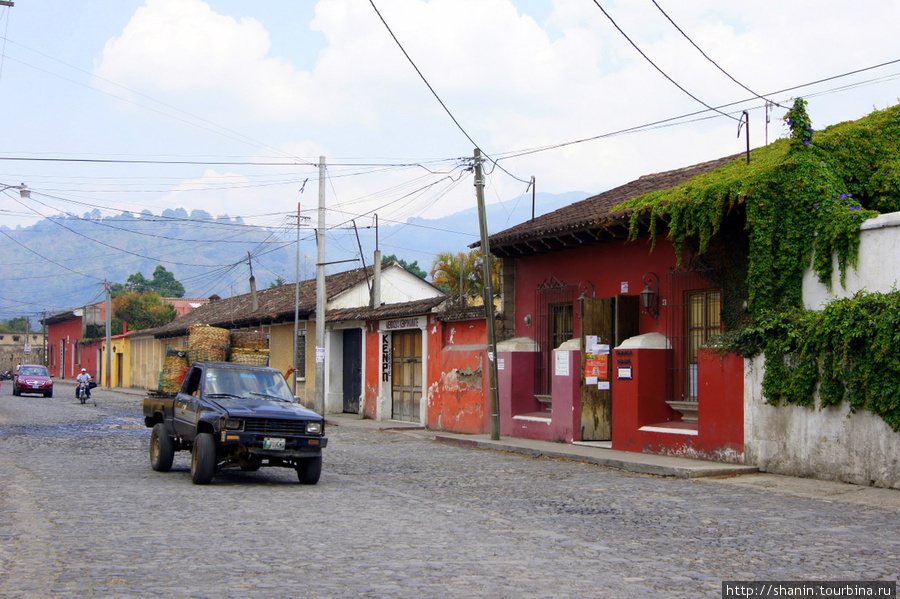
(391, 329, 422, 422)
(580, 297, 613, 440)
(342, 329, 362, 413)
(579, 296, 641, 440)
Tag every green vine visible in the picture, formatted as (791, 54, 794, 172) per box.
(615, 101, 900, 429)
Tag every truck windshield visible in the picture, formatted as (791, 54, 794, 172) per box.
(205, 369, 293, 402)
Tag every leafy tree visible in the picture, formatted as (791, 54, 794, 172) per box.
(111, 265, 185, 298)
(148, 265, 185, 297)
(430, 249, 500, 295)
(382, 254, 427, 279)
(112, 291, 177, 331)
(269, 276, 288, 288)
(0, 316, 29, 331)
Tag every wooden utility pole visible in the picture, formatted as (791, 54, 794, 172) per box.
(105, 281, 112, 388)
(474, 148, 501, 440)
(314, 157, 326, 416)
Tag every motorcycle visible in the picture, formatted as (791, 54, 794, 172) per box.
(0, 371, 11, 381)
(77, 381, 94, 406)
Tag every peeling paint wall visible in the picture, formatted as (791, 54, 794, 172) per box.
(425, 320, 491, 434)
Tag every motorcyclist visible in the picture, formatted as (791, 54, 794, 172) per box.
(76, 368, 93, 400)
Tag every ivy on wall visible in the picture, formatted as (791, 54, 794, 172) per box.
(616, 101, 900, 429)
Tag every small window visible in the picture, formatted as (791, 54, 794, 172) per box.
(295, 330, 307, 379)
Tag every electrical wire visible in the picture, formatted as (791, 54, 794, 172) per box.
(366, 0, 530, 187)
(650, 0, 785, 109)
(590, 0, 739, 123)
(0, 39, 318, 167)
(494, 57, 900, 164)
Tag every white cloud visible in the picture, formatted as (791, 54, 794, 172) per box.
(88, 0, 900, 223)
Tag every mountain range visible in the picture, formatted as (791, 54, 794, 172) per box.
(0, 190, 588, 322)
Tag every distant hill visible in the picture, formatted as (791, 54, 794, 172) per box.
(0, 191, 588, 322)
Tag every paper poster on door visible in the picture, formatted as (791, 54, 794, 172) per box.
(584, 353, 608, 381)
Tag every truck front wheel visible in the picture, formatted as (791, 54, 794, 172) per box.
(296, 455, 322, 485)
(149, 423, 175, 472)
(191, 433, 217, 485)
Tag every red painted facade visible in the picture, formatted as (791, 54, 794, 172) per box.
(426, 318, 490, 434)
(359, 313, 492, 434)
(510, 239, 673, 341)
(497, 234, 746, 462)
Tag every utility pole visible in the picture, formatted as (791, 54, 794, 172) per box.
(293, 202, 301, 396)
(105, 281, 112, 388)
(474, 148, 501, 440)
(314, 156, 327, 416)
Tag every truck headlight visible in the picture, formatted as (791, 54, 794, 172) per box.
(305, 421, 322, 435)
(224, 418, 244, 431)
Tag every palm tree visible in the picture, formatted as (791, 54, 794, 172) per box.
(430, 249, 499, 296)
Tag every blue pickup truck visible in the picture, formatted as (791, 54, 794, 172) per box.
(143, 362, 327, 485)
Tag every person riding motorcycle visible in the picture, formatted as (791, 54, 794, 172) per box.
(76, 368, 93, 400)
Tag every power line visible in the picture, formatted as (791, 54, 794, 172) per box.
(367, 0, 479, 150)
(494, 57, 900, 164)
(650, 0, 784, 109)
(590, 0, 739, 123)
(367, 0, 531, 187)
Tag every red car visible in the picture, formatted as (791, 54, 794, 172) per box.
(13, 364, 53, 397)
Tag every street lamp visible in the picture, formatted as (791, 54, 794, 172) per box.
(640, 272, 660, 324)
(1, 183, 30, 198)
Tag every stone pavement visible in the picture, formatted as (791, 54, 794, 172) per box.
(60, 380, 900, 512)
(4, 383, 899, 598)
(326, 412, 900, 512)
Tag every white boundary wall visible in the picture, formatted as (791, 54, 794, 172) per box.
(745, 211, 900, 488)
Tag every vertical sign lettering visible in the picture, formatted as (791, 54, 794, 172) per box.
(381, 334, 391, 382)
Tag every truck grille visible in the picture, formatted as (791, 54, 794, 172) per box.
(242, 418, 312, 437)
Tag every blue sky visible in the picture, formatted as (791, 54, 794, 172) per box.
(0, 1, 898, 270)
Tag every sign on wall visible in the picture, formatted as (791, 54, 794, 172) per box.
(380, 316, 425, 331)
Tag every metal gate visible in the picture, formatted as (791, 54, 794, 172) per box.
(534, 277, 577, 397)
(391, 329, 422, 422)
(665, 268, 721, 404)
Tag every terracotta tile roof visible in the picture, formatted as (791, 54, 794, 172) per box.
(148, 264, 376, 338)
(484, 154, 741, 257)
(326, 296, 447, 323)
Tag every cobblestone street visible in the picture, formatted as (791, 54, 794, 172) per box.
(1, 385, 898, 598)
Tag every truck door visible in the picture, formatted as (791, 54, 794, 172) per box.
(173, 367, 203, 439)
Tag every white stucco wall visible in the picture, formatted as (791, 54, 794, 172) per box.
(802, 211, 900, 308)
(746, 211, 900, 488)
(328, 265, 444, 310)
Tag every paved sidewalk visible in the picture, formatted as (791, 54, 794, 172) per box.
(325, 413, 757, 478)
(326, 412, 900, 512)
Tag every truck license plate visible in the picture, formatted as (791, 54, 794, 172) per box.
(263, 437, 286, 450)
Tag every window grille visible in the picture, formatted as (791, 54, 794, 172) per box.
(534, 277, 577, 396)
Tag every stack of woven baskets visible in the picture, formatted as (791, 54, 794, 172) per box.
(160, 347, 189, 393)
(230, 330, 270, 366)
(187, 324, 230, 364)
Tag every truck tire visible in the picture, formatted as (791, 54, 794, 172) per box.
(296, 455, 322, 485)
(191, 432, 217, 485)
(149, 423, 175, 472)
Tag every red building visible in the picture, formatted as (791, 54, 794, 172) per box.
(42, 297, 209, 382)
(487, 155, 747, 462)
(42, 303, 107, 380)
(328, 296, 493, 435)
